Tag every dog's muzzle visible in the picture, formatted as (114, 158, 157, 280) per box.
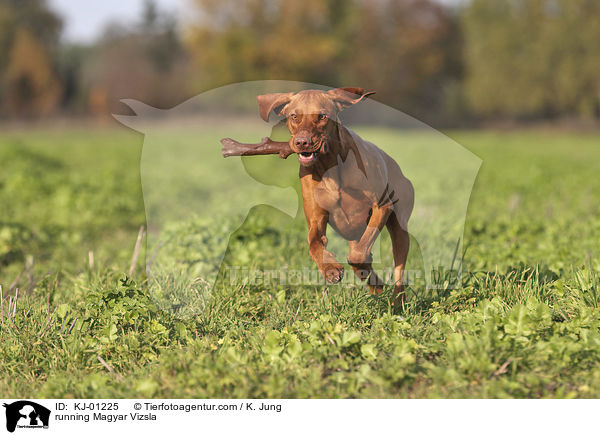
(297, 141, 328, 165)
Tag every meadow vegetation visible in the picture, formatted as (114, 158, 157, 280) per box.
(1, 125, 599, 398)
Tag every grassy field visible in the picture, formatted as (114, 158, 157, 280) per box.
(1, 124, 600, 398)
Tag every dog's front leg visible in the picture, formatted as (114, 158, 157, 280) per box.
(301, 176, 344, 284)
(347, 202, 393, 294)
(307, 214, 344, 284)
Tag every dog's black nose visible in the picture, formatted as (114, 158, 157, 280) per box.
(294, 136, 312, 150)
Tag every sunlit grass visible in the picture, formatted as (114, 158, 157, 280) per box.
(1, 125, 600, 398)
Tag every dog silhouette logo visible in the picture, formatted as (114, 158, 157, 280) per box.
(3, 401, 50, 432)
(115, 80, 481, 317)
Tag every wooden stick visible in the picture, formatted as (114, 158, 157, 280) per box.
(68, 317, 78, 335)
(221, 137, 294, 159)
(13, 288, 17, 318)
(97, 355, 124, 381)
(293, 298, 303, 323)
(129, 225, 145, 276)
(8, 270, 22, 292)
(25, 256, 34, 292)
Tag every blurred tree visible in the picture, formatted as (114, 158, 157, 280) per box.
(185, 0, 460, 121)
(349, 0, 462, 120)
(56, 43, 93, 114)
(0, 0, 63, 117)
(186, 0, 346, 85)
(462, 0, 600, 119)
(3, 28, 62, 117)
(83, 0, 190, 115)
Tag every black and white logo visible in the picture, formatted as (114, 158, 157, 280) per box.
(3, 401, 50, 433)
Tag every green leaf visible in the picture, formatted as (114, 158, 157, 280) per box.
(136, 379, 158, 396)
(263, 330, 283, 358)
(286, 336, 302, 359)
(175, 322, 188, 340)
(361, 343, 377, 360)
(57, 303, 70, 319)
(104, 324, 118, 342)
(341, 330, 361, 347)
(505, 305, 533, 337)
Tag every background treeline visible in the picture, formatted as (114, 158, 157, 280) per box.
(1, 0, 599, 125)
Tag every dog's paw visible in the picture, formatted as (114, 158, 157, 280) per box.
(321, 263, 344, 284)
(347, 251, 373, 269)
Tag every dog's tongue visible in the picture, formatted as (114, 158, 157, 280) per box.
(298, 152, 316, 163)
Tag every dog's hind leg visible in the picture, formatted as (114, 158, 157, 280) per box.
(386, 212, 410, 307)
(347, 202, 393, 295)
(347, 240, 386, 294)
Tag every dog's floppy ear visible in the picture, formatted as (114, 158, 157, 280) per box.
(328, 87, 375, 111)
(257, 92, 295, 122)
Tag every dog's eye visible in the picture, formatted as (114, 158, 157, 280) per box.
(290, 114, 297, 120)
(318, 114, 327, 121)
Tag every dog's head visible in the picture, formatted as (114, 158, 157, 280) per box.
(257, 87, 375, 166)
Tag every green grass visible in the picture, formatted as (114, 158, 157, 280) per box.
(1, 124, 600, 398)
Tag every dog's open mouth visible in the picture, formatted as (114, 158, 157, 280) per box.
(298, 151, 319, 164)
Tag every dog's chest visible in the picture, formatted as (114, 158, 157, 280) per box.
(313, 169, 372, 239)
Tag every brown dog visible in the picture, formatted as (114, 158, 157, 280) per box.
(257, 87, 414, 303)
